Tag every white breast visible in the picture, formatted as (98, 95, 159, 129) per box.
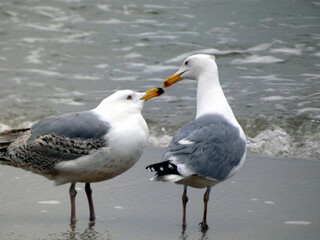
(54, 114, 148, 185)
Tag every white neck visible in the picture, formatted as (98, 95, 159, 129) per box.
(196, 67, 239, 127)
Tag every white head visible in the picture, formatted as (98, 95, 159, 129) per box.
(93, 88, 164, 117)
(163, 54, 218, 87)
(162, 54, 242, 127)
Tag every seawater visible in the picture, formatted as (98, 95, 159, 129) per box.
(0, 0, 319, 159)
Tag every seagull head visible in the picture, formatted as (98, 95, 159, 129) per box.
(95, 88, 164, 115)
(163, 54, 217, 87)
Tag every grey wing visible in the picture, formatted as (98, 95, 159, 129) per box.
(163, 114, 246, 180)
(6, 111, 110, 173)
(30, 111, 110, 141)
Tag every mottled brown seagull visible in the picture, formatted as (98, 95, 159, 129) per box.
(1, 88, 164, 223)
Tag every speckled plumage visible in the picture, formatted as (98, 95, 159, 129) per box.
(0, 89, 162, 223)
(0, 128, 107, 178)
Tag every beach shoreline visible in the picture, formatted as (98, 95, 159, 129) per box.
(0, 146, 319, 240)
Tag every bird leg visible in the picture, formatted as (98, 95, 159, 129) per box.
(69, 183, 77, 223)
(199, 187, 211, 232)
(182, 185, 188, 230)
(85, 183, 96, 222)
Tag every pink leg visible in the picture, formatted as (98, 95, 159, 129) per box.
(199, 187, 211, 232)
(69, 183, 77, 223)
(85, 183, 96, 222)
(182, 185, 188, 230)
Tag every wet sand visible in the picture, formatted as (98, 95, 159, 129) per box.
(0, 146, 319, 240)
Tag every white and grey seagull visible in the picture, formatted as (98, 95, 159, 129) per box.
(146, 54, 246, 232)
(0, 87, 164, 223)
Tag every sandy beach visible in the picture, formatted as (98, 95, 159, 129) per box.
(0, 146, 319, 240)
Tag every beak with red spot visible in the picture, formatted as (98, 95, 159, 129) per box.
(162, 72, 184, 88)
(140, 88, 165, 101)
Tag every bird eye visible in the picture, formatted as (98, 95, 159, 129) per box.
(185, 60, 189, 66)
(127, 95, 132, 100)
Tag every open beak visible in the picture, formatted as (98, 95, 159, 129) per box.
(140, 88, 165, 101)
(162, 72, 183, 88)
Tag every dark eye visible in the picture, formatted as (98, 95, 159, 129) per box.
(185, 60, 189, 66)
(127, 95, 132, 100)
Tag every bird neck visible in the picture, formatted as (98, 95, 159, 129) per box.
(196, 69, 239, 127)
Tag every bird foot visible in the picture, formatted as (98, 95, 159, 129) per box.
(182, 223, 187, 232)
(70, 219, 77, 230)
(88, 219, 96, 228)
(198, 222, 209, 232)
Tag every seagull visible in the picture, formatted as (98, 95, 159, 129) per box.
(0, 88, 164, 223)
(146, 54, 246, 232)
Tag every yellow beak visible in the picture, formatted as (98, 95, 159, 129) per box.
(162, 72, 183, 88)
(140, 88, 164, 101)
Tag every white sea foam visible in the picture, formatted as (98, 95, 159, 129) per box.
(247, 43, 272, 52)
(0, 123, 10, 132)
(270, 47, 302, 55)
(22, 38, 46, 43)
(143, 4, 171, 9)
(297, 108, 320, 115)
(134, 19, 167, 27)
(284, 221, 311, 225)
(58, 32, 95, 44)
(24, 69, 64, 77)
(148, 134, 172, 147)
(96, 4, 111, 12)
(165, 49, 245, 64)
(94, 19, 124, 24)
(260, 18, 274, 23)
(261, 96, 297, 102)
(94, 64, 109, 69)
(31, 6, 62, 19)
(25, 48, 44, 64)
(164, 44, 273, 64)
(124, 31, 177, 40)
(142, 65, 178, 73)
(22, 23, 64, 31)
(112, 76, 138, 81)
(38, 200, 61, 204)
(124, 52, 142, 59)
(72, 74, 100, 81)
(50, 98, 84, 106)
(247, 127, 293, 157)
(231, 55, 285, 64)
(247, 124, 320, 160)
(314, 52, 320, 57)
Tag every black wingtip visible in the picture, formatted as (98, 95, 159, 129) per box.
(145, 161, 181, 176)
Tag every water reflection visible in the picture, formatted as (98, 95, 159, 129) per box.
(180, 228, 210, 240)
(52, 221, 113, 240)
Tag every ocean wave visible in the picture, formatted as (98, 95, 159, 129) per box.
(50, 98, 85, 106)
(270, 47, 302, 56)
(147, 126, 320, 160)
(247, 126, 320, 160)
(231, 55, 285, 64)
(22, 23, 64, 32)
(147, 116, 320, 160)
(163, 43, 273, 64)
